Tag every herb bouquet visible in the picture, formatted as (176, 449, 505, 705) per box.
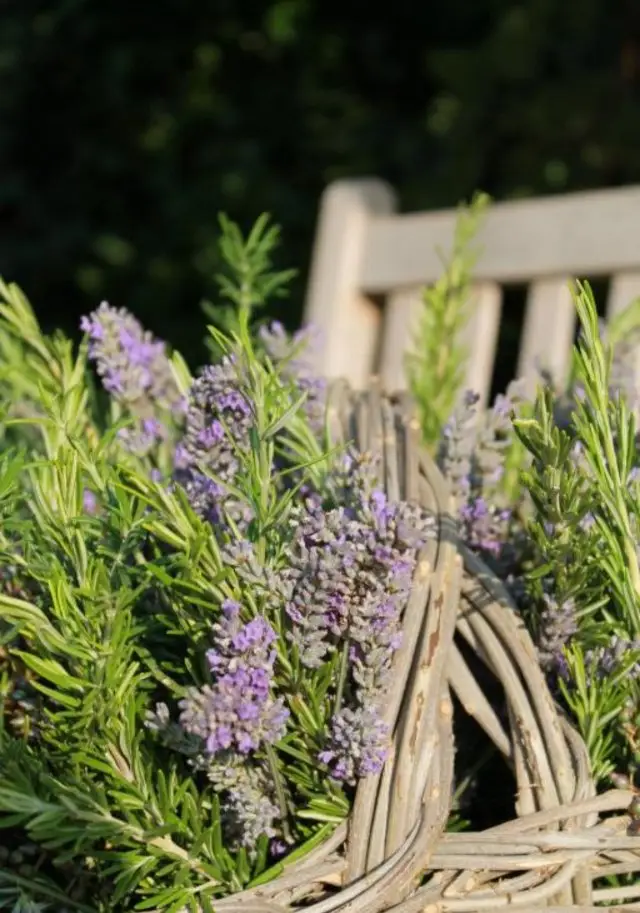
(0, 213, 638, 913)
(0, 217, 462, 913)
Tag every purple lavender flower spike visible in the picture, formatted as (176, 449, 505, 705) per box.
(536, 592, 578, 674)
(173, 358, 254, 524)
(585, 635, 640, 682)
(278, 448, 435, 783)
(438, 391, 478, 502)
(180, 360, 252, 479)
(439, 382, 526, 566)
(281, 469, 433, 676)
(82, 489, 98, 515)
(179, 603, 288, 756)
(459, 497, 511, 557)
(81, 302, 184, 454)
(319, 706, 390, 784)
(206, 760, 280, 849)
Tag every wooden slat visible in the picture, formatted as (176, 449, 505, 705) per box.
(606, 271, 640, 320)
(379, 287, 423, 393)
(303, 178, 397, 386)
(459, 282, 503, 407)
(379, 283, 501, 405)
(516, 279, 576, 394)
(361, 185, 640, 291)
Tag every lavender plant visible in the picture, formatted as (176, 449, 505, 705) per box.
(0, 217, 434, 911)
(428, 278, 640, 786)
(512, 282, 640, 780)
(437, 381, 528, 575)
(396, 178, 640, 788)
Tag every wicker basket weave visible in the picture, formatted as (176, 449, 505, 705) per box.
(215, 382, 640, 913)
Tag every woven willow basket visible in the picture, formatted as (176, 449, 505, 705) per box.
(215, 382, 640, 913)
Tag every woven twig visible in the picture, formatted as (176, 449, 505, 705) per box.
(214, 383, 640, 913)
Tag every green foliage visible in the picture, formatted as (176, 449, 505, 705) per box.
(201, 214, 297, 360)
(2, 192, 640, 908)
(0, 217, 351, 910)
(513, 281, 640, 780)
(406, 191, 489, 449)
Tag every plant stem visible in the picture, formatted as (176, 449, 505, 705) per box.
(265, 743, 292, 843)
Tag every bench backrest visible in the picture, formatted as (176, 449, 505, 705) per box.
(303, 179, 640, 404)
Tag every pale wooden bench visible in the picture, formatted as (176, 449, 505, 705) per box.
(303, 179, 640, 405)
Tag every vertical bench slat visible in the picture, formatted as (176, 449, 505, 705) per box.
(517, 279, 576, 393)
(379, 287, 423, 392)
(460, 282, 503, 407)
(304, 179, 397, 386)
(381, 282, 503, 405)
(606, 271, 640, 320)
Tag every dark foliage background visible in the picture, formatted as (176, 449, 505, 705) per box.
(2, 0, 640, 364)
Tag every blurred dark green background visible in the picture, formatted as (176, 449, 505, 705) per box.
(2, 0, 640, 365)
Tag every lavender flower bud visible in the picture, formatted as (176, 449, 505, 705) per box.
(178, 601, 288, 755)
(81, 302, 185, 453)
(536, 592, 578, 674)
(281, 451, 434, 785)
(459, 496, 511, 557)
(439, 383, 526, 564)
(180, 359, 252, 480)
(173, 357, 253, 523)
(282, 478, 433, 676)
(585, 635, 640, 682)
(82, 489, 98, 515)
(471, 379, 525, 488)
(319, 706, 389, 784)
(82, 305, 183, 404)
(438, 390, 479, 502)
(207, 758, 280, 849)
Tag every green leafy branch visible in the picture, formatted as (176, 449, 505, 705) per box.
(202, 213, 296, 359)
(406, 191, 490, 450)
(513, 279, 640, 778)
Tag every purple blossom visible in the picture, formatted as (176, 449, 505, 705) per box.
(439, 382, 525, 564)
(459, 497, 511, 557)
(281, 461, 433, 677)
(180, 359, 252, 480)
(81, 302, 185, 454)
(278, 450, 434, 781)
(178, 601, 288, 756)
(206, 759, 280, 849)
(439, 390, 478, 500)
(585, 635, 640, 682)
(471, 384, 523, 487)
(319, 706, 389, 784)
(536, 592, 578, 675)
(82, 489, 98, 515)
(146, 704, 281, 849)
(173, 358, 253, 524)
